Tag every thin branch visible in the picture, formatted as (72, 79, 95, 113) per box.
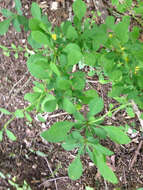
(129, 140, 143, 169)
(48, 112, 68, 118)
(44, 157, 58, 190)
(131, 100, 143, 132)
(39, 176, 68, 187)
(0, 75, 32, 119)
(9, 71, 29, 95)
(129, 100, 143, 169)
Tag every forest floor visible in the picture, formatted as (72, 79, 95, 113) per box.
(0, 0, 143, 189)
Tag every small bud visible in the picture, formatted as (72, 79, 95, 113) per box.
(51, 34, 57, 40)
(108, 34, 113, 38)
(135, 66, 140, 74)
(121, 47, 125, 51)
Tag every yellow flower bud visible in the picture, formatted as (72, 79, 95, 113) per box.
(108, 34, 113, 38)
(135, 66, 140, 74)
(121, 47, 125, 51)
(124, 57, 129, 62)
(51, 34, 57, 40)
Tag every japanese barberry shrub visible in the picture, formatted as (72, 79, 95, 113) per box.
(1, 0, 143, 184)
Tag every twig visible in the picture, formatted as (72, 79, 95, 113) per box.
(129, 140, 143, 169)
(0, 76, 32, 119)
(48, 112, 68, 118)
(39, 176, 68, 186)
(131, 100, 143, 132)
(129, 100, 143, 169)
(44, 157, 58, 190)
(86, 80, 98, 83)
(104, 179, 108, 190)
(9, 71, 29, 95)
(122, 166, 127, 190)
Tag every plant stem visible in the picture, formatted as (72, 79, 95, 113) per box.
(4, 115, 15, 129)
(90, 103, 131, 124)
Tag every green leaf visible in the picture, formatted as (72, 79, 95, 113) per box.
(41, 121, 74, 142)
(92, 25, 108, 50)
(64, 43, 81, 53)
(140, 113, 143, 120)
(24, 92, 41, 103)
(68, 157, 83, 180)
(72, 131, 83, 140)
(31, 2, 41, 20)
(13, 17, 21, 32)
(130, 26, 140, 41)
(73, 111, 85, 121)
(31, 31, 49, 45)
(87, 97, 104, 117)
(36, 150, 48, 157)
(114, 16, 130, 43)
(14, 109, 24, 118)
(1, 9, 14, 17)
(50, 62, 61, 77)
(14, 53, 18, 59)
(73, 0, 86, 21)
(93, 127, 107, 139)
(0, 108, 11, 115)
(0, 18, 11, 35)
(41, 95, 57, 112)
(66, 25, 78, 40)
(62, 142, 78, 151)
(105, 16, 115, 30)
(84, 89, 99, 100)
(56, 77, 71, 90)
(64, 43, 82, 66)
(86, 187, 94, 190)
(6, 129, 17, 141)
(102, 126, 131, 144)
(3, 51, 10, 57)
(14, 0, 23, 15)
(25, 111, 32, 122)
(62, 134, 79, 151)
(84, 52, 96, 66)
(63, 98, 76, 114)
(29, 18, 41, 31)
(17, 15, 29, 31)
(0, 130, 3, 142)
(28, 34, 42, 49)
(68, 50, 82, 65)
(110, 70, 122, 81)
(134, 6, 143, 15)
(93, 150, 118, 184)
(93, 144, 113, 156)
(27, 54, 50, 79)
(71, 71, 85, 90)
(126, 107, 135, 118)
(37, 114, 46, 122)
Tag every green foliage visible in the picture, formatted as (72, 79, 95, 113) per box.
(1, 0, 143, 185)
(31, 2, 41, 20)
(68, 156, 83, 180)
(5, 129, 17, 141)
(41, 121, 74, 142)
(72, 0, 86, 21)
(93, 149, 118, 184)
(0, 108, 11, 115)
(0, 18, 11, 35)
(14, 0, 23, 15)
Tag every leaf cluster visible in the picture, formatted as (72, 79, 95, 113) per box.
(1, 0, 143, 184)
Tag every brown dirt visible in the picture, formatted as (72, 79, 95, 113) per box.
(0, 0, 143, 190)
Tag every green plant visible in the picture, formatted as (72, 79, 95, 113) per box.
(0, 171, 31, 190)
(110, 0, 143, 26)
(1, 0, 143, 184)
